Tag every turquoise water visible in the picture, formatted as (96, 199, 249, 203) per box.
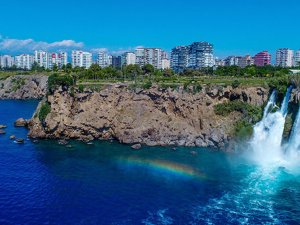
(0, 100, 300, 224)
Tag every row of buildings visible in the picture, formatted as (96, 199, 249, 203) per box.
(1, 43, 300, 71)
(217, 49, 300, 69)
(0, 48, 171, 70)
(0, 51, 68, 70)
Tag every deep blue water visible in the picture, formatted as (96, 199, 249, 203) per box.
(1, 100, 300, 225)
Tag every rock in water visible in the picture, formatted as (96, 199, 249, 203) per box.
(0, 125, 7, 129)
(14, 118, 28, 127)
(58, 140, 68, 145)
(15, 138, 24, 144)
(10, 135, 16, 140)
(131, 144, 142, 150)
(0, 130, 6, 134)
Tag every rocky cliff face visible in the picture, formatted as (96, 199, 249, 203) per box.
(0, 75, 48, 99)
(28, 85, 269, 149)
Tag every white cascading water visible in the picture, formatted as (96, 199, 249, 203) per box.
(250, 86, 293, 165)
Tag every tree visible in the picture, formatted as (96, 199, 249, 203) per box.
(88, 64, 102, 80)
(123, 65, 142, 78)
(52, 64, 58, 72)
(64, 63, 72, 73)
(142, 64, 155, 75)
(162, 68, 174, 77)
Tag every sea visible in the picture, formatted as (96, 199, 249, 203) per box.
(0, 100, 300, 225)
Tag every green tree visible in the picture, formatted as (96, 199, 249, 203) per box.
(142, 64, 155, 75)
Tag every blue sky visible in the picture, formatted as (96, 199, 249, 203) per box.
(0, 0, 299, 58)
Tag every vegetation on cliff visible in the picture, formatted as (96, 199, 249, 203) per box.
(38, 102, 51, 123)
(214, 101, 263, 140)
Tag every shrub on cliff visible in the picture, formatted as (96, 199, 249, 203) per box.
(48, 74, 73, 93)
(142, 80, 152, 89)
(214, 101, 262, 123)
(231, 80, 240, 89)
(39, 102, 51, 122)
(234, 120, 254, 140)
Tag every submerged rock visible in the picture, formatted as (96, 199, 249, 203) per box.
(58, 139, 68, 145)
(15, 138, 24, 144)
(0, 130, 6, 134)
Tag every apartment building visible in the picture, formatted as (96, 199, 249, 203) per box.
(97, 51, 112, 68)
(15, 54, 34, 70)
(121, 52, 136, 66)
(0, 55, 14, 68)
(276, 48, 294, 67)
(253, 51, 271, 67)
(71, 50, 93, 69)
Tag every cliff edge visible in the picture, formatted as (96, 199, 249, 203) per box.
(28, 85, 268, 149)
(0, 75, 48, 99)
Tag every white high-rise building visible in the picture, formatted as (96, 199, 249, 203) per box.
(97, 51, 112, 68)
(294, 50, 300, 67)
(47, 52, 68, 69)
(135, 48, 163, 69)
(15, 54, 34, 70)
(72, 50, 93, 69)
(276, 48, 294, 67)
(121, 52, 136, 66)
(162, 58, 170, 69)
(34, 50, 48, 68)
(0, 55, 14, 68)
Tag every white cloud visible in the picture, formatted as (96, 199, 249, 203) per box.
(90, 48, 108, 53)
(0, 36, 84, 53)
(109, 46, 145, 56)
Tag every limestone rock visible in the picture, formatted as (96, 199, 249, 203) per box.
(14, 118, 28, 127)
(28, 85, 269, 150)
(131, 144, 142, 150)
(0, 75, 48, 99)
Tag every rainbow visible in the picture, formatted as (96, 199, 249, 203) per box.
(116, 157, 207, 180)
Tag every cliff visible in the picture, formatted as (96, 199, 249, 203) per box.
(0, 75, 48, 99)
(28, 84, 269, 149)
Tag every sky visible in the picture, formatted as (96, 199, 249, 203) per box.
(0, 0, 299, 58)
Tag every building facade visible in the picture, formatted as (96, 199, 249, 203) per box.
(112, 56, 122, 68)
(294, 50, 300, 67)
(171, 42, 214, 72)
(97, 51, 112, 68)
(276, 48, 294, 67)
(121, 52, 136, 66)
(170, 46, 189, 72)
(47, 52, 68, 69)
(253, 51, 271, 67)
(135, 48, 164, 69)
(224, 56, 241, 66)
(34, 50, 48, 68)
(71, 50, 93, 69)
(187, 42, 214, 69)
(162, 58, 170, 69)
(15, 54, 34, 70)
(238, 55, 254, 68)
(0, 55, 14, 68)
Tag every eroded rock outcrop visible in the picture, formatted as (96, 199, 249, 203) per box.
(0, 75, 48, 99)
(28, 85, 268, 150)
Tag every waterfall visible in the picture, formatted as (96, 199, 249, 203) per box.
(250, 86, 292, 165)
(280, 86, 293, 116)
